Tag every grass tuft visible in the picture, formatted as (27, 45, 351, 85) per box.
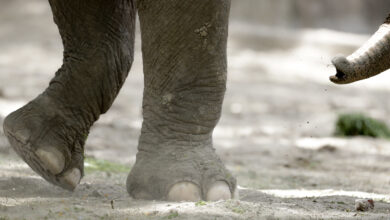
(195, 201, 207, 206)
(334, 113, 390, 139)
(84, 157, 130, 173)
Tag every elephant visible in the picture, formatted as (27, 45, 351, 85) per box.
(330, 14, 390, 84)
(3, 0, 236, 201)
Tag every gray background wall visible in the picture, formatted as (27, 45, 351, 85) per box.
(230, 0, 390, 34)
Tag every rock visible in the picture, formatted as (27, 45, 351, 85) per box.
(318, 145, 337, 153)
(355, 199, 374, 212)
(90, 190, 103, 197)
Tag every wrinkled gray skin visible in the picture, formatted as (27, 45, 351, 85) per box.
(3, 0, 236, 201)
(331, 14, 390, 84)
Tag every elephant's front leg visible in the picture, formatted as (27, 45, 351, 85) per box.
(3, 0, 135, 190)
(126, 0, 236, 201)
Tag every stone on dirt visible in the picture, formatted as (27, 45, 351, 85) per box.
(355, 199, 374, 212)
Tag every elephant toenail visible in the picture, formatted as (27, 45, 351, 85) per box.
(60, 168, 81, 190)
(167, 181, 201, 202)
(36, 147, 65, 175)
(206, 181, 231, 201)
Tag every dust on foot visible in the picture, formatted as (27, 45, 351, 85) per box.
(3, 95, 87, 190)
(126, 145, 237, 201)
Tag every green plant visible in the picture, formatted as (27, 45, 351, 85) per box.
(195, 201, 207, 206)
(166, 211, 179, 219)
(334, 113, 390, 139)
(84, 157, 130, 173)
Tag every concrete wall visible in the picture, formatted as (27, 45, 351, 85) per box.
(230, 0, 390, 34)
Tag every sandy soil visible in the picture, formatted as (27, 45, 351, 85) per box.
(1, 0, 390, 219)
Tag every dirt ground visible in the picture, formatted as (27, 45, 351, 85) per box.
(1, 0, 390, 219)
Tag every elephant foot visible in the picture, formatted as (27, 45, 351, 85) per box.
(126, 144, 237, 202)
(3, 93, 87, 190)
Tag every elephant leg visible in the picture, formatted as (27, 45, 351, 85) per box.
(126, 0, 237, 201)
(330, 14, 390, 84)
(3, 0, 135, 190)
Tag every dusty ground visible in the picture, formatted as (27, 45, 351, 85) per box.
(1, 0, 390, 219)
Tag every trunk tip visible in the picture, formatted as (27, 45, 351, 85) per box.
(330, 56, 351, 84)
(329, 73, 345, 84)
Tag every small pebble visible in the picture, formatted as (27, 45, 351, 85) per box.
(90, 190, 103, 197)
(85, 184, 91, 189)
(355, 199, 374, 212)
(110, 200, 114, 209)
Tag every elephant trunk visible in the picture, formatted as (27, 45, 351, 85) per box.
(330, 20, 390, 84)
